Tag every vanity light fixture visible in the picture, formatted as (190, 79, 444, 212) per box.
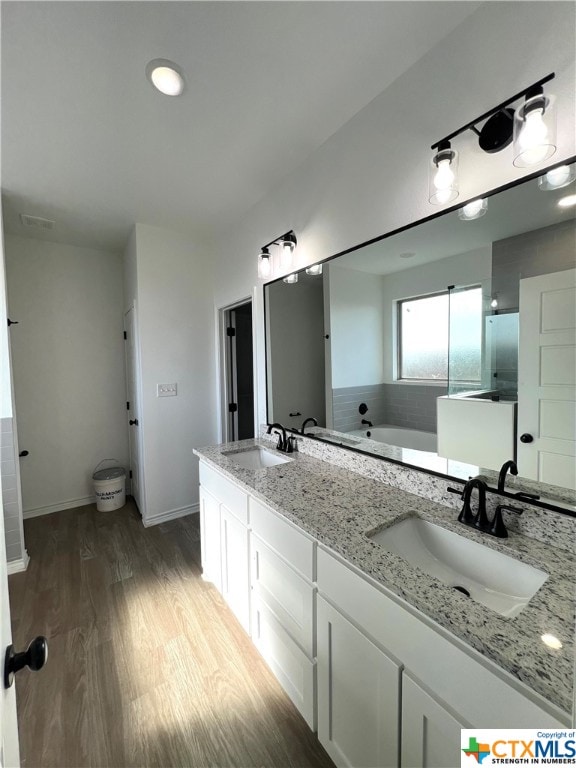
(429, 73, 556, 205)
(305, 264, 323, 276)
(257, 230, 297, 279)
(428, 141, 459, 205)
(146, 59, 185, 96)
(513, 86, 556, 168)
(280, 231, 297, 270)
(557, 194, 576, 208)
(283, 273, 298, 284)
(538, 164, 576, 191)
(258, 247, 272, 279)
(458, 198, 488, 221)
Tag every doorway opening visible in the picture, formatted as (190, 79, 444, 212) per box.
(221, 300, 255, 442)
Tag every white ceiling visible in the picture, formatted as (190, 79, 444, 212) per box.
(1, 1, 480, 252)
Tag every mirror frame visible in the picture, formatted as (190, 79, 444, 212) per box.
(263, 156, 576, 517)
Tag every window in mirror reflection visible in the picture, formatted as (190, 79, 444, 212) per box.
(398, 286, 482, 383)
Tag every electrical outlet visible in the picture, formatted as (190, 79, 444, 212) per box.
(157, 383, 177, 397)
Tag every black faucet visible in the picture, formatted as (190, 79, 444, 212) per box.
(300, 417, 318, 435)
(266, 423, 293, 453)
(361, 419, 373, 427)
(497, 460, 518, 492)
(458, 477, 489, 530)
(497, 459, 540, 501)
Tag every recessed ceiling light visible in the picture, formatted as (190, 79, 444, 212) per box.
(399, 252, 416, 259)
(557, 194, 576, 208)
(541, 633, 562, 650)
(146, 59, 185, 96)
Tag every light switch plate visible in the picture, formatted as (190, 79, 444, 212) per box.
(157, 383, 177, 397)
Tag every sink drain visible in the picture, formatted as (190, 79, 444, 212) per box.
(452, 585, 471, 597)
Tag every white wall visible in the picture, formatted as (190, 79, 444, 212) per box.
(381, 246, 492, 382)
(4, 236, 129, 516)
(124, 224, 216, 525)
(327, 264, 385, 388)
(207, 3, 575, 429)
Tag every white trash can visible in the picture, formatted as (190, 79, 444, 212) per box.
(93, 460, 126, 511)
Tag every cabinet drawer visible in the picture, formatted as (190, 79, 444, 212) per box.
(252, 595, 316, 730)
(199, 462, 248, 524)
(250, 498, 314, 580)
(251, 533, 315, 657)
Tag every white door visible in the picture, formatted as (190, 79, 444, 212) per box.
(0, 502, 20, 768)
(401, 673, 465, 768)
(317, 595, 401, 768)
(518, 269, 576, 489)
(123, 307, 143, 511)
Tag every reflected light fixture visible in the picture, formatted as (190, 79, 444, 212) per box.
(305, 264, 323, 276)
(490, 297, 498, 309)
(283, 273, 298, 284)
(458, 198, 488, 221)
(557, 194, 576, 208)
(257, 230, 297, 279)
(146, 59, 185, 96)
(538, 164, 576, 191)
(429, 73, 557, 205)
(258, 247, 271, 279)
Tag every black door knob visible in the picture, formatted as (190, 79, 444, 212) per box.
(19, 450, 29, 458)
(4, 636, 48, 688)
(520, 433, 534, 443)
(129, 419, 139, 426)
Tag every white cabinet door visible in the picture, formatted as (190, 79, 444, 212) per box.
(401, 673, 466, 768)
(317, 596, 400, 768)
(220, 505, 250, 633)
(199, 487, 222, 591)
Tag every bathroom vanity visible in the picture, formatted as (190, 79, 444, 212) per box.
(193, 437, 574, 768)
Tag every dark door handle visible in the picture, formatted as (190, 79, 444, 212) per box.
(4, 636, 48, 688)
(520, 433, 534, 443)
(129, 419, 139, 426)
(19, 450, 29, 458)
(7, 319, 18, 327)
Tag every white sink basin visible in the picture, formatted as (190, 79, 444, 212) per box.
(223, 447, 293, 470)
(369, 517, 548, 618)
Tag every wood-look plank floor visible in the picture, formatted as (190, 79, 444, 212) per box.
(8, 501, 334, 768)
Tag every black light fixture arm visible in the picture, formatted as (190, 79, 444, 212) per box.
(430, 73, 555, 151)
(261, 229, 297, 251)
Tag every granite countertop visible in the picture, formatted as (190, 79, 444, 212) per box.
(193, 438, 575, 718)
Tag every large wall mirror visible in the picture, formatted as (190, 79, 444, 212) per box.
(264, 160, 576, 513)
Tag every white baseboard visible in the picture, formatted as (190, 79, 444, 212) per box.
(7, 550, 30, 575)
(143, 503, 199, 527)
(23, 495, 96, 519)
